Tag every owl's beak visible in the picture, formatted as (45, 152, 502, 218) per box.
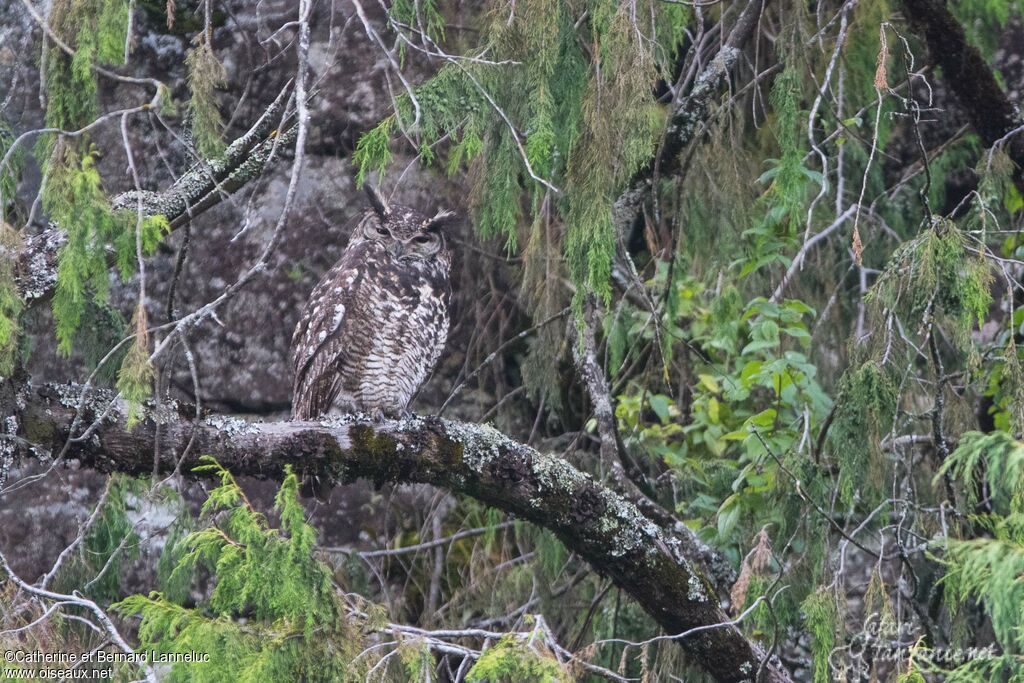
(389, 242, 406, 260)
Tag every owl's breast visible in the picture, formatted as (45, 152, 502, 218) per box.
(336, 257, 450, 414)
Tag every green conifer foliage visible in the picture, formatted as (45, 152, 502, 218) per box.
(0, 118, 23, 212)
(113, 460, 366, 682)
(936, 432, 1024, 680)
(390, 0, 446, 56)
(869, 220, 993, 349)
(43, 0, 130, 132)
(0, 221, 22, 376)
(466, 634, 568, 682)
(117, 305, 155, 429)
(185, 40, 228, 158)
(34, 0, 173, 357)
(44, 144, 170, 355)
(354, 0, 688, 303)
(1, 120, 26, 374)
(54, 475, 143, 603)
(562, 7, 663, 308)
(47, 145, 127, 355)
(938, 430, 1024, 513)
(801, 588, 840, 683)
(829, 360, 898, 508)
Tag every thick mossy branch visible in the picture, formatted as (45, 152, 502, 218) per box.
(12, 383, 792, 683)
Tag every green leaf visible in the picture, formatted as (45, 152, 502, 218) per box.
(649, 394, 672, 423)
(698, 373, 721, 393)
(747, 409, 777, 428)
(742, 339, 778, 354)
(716, 494, 741, 538)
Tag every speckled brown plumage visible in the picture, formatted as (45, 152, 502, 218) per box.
(290, 188, 454, 420)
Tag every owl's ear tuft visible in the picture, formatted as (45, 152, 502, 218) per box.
(426, 209, 457, 232)
(365, 185, 390, 219)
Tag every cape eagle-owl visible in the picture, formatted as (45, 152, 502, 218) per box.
(290, 187, 454, 420)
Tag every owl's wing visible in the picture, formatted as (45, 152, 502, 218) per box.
(290, 243, 369, 419)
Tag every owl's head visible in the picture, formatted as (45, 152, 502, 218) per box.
(359, 186, 455, 263)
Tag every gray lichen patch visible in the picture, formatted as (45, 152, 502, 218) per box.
(529, 451, 589, 493)
(388, 413, 427, 433)
(151, 397, 185, 425)
(15, 229, 63, 301)
(594, 493, 664, 558)
(441, 420, 515, 472)
(441, 418, 673, 563)
(316, 412, 368, 428)
(205, 413, 261, 436)
(687, 574, 708, 602)
(42, 383, 120, 417)
(51, 383, 96, 410)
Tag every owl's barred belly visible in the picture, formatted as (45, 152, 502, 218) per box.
(330, 296, 448, 417)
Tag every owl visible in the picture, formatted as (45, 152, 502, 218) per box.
(290, 187, 454, 421)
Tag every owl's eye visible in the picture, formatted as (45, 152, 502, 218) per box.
(413, 235, 432, 244)
(375, 226, 389, 236)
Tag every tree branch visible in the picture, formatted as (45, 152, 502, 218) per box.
(612, 0, 769, 239)
(573, 296, 739, 595)
(900, 0, 1024, 184)
(10, 382, 792, 683)
(14, 84, 295, 303)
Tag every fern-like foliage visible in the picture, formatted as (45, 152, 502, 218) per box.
(34, 0, 172, 358)
(389, 0, 446, 62)
(352, 0, 688, 306)
(939, 431, 1024, 513)
(868, 221, 993, 350)
(185, 41, 228, 158)
(47, 146, 127, 355)
(117, 304, 155, 429)
(801, 588, 841, 683)
(112, 459, 366, 682)
(43, 0, 130, 133)
(562, 6, 663, 308)
(829, 360, 899, 508)
(46, 145, 170, 355)
(466, 633, 568, 682)
(0, 220, 22, 377)
(930, 432, 1024, 680)
(0, 115, 23, 211)
(53, 474, 144, 603)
